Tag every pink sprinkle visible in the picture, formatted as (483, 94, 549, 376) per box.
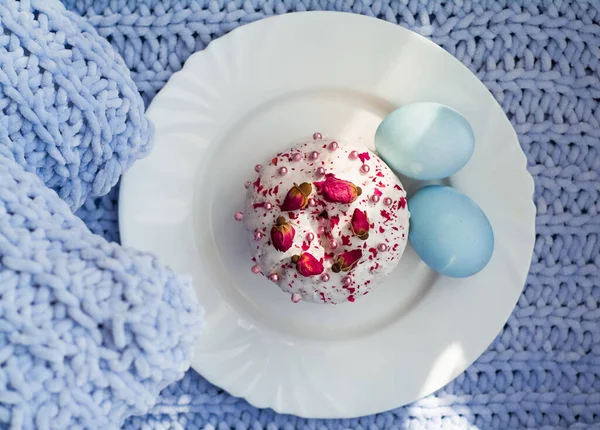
(383, 197, 393, 206)
(371, 194, 380, 203)
(244, 181, 252, 189)
(360, 164, 370, 174)
(254, 164, 262, 172)
(358, 152, 371, 163)
(316, 167, 326, 177)
(278, 167, 288, 176)
(328, 141, 338, 151)
(291, 293, 302, 303)
(292, 153, 303, 162)
(321, 273, 330, 282)
(234, 212, 243, 221)
(309, 151, 320, 160)
(349, 150, 358, 160)
(251, 265, 261, 274)
(313, 132, 322, 140)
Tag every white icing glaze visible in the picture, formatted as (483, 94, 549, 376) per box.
(243, 138, 410, 304)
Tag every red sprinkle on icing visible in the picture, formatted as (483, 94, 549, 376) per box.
(358, 152, 371, 163)
(348, 295, 355, 302)
(376, 171, 384, 177)
(341, 235, 351, 246)
(302, 241, 310, 251)
(330, 215, 340, 229)
(380, 209, 392, 224)
(393, 243, 399, 251)
(399, 197, 407, 209)
(273, 185, 279, 195)
(325, 252, 334, 260)
(394, 185, 402, 190)
(369, 247, 378, 258)
(271, 157, 278, 166)
(379, 226, 385, 233)
(253, 203, 265, 209)
(373, 188, 382, 197)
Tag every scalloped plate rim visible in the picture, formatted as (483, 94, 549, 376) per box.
(120, 11, 536, 419)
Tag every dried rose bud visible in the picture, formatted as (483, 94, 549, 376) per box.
(350, 208, 369, 240)
(314, 174, 362, 204)
(281, 182, 313, 211)
(271, 216, 295, 252)
(291, 252, 324, 277)
(331, 249, 363, 273)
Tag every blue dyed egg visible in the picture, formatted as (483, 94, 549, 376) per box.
(375, 102, 475, 180)
(408, 185, 494, 278)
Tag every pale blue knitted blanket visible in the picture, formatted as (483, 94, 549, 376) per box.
(4, 0, 600, 428)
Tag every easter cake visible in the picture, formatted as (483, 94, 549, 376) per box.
(237, 133, 410, 304)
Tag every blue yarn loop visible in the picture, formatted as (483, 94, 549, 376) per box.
(0, 0, 152, 212)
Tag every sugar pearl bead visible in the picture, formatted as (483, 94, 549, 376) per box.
(292, 153, 303, 162)
(268, 273, 279, 282)
(309, 151, 319, 160)
(308, 198, 317, 207)
(254, 164, 262, 172)
(321, 273, 330, 282)
(251, 265, 261, 274)
(265, 202, 273, 210)
(234, 212, 243, 221)
(318, 226, 326, 235)
(313, 132, 322, 140)
(316, 167, 326, 177)
(371, 195, 380, 203)
(307, 233, 315, 241)
(342, 276, 352, 286)
(349, 150, 358, 159)
(279, 167, 288, 175)
(383, 197, 393, 206)
(245, 181, 252, 189)
(378, 243, 388, 252)
(291, 293, 302, 303)
(254, 230, 263, 240)
(328, 141, 338, 151)
(360, 164, 370, 174)
(329, 240, 339, 249)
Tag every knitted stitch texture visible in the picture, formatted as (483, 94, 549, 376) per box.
(0, 0, 152, 212)
(38, 0, 600, 428)
(0, 148, 203, 429)
(0, 0, 202, 428)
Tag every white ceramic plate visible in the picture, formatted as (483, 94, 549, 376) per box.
(119, 12, 535, 419)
